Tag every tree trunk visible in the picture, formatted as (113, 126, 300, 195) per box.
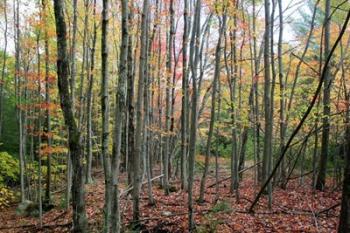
(199, 12, 226, 203)
(70, 0, 78, 106)
(53, 0, 88, 231)
(262, 0, 273, 209)
(181, 0, 189, 191)
(127, 0, 135, 186)
(338, 105, 350, 232)
(42, 0, 52, 203)
(111, 0, 129, 231)
(163, 0, 174, 195)
(132, 0, 149, 224)
(277, 0, 286, 188)
(85, 0, 97, 185)
(316, 0, 331, 191)
(101, 0, 113, 231)
(188, 0, 201, 230)
(0, 0, 8, 138)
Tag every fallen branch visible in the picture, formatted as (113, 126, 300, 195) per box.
(120, 174, 164, 197)
(207, 162, 262, 188)
(316, 203, 341, 216)
(130, 208, 212, 223)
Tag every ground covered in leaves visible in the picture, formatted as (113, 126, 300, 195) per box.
(0, 167, 342, 233)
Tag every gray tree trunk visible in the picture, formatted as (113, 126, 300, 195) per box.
(188, 0, 201, 230)
(85, 0, 97, 185)
(53, 0, 88, 231)
(132, 0, 149, 224)
(111, 0, 129, 231)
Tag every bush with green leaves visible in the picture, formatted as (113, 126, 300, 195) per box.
(0, 151, 19, 186)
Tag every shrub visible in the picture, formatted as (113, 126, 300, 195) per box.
(0, 185, 15, 209)
(0, 152, 19, 186)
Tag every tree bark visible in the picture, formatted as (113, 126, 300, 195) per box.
(85, 0, 97, 184)
(188, 0, 201, 230)
(316, 0, 331, 191)
(53, 0, 88, 231)
(101, 0, 113, 231)
(181, 0, 189, 191)
(132, 0, 149, 223)
(111, 0, 129, 231)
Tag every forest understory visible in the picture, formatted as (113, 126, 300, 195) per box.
(0, 159, 341, 233)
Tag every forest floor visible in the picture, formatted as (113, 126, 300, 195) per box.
(0, 157, 342, 233)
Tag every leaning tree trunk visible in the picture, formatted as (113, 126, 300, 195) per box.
(199, 12, 226, 203)
(53, 0, 88, 232)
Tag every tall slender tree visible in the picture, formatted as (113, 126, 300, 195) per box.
(316, 0, 331, 191)
(132, 0, 149, 223)
(199, 9, 226, 203)
(188, 0, 201, 229)
(111, 0, 129, 231)
(101, 0, 113, 230)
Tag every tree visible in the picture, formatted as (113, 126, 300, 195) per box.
(188, 0, 201, 230)
(181, 0, 189, 191)
(85, 0, 97, 184)
(316, 0, 331, 191)
(111, 0, 129, 231)
(0, 0, 8, 139)
(163, 0, 175, 195)
(101, 0, 113, 230)
(262, 0, 273, 208)
(53, 0, 88, 231)
(132, 0, 149, 224)
(42, 0, 52, 204)
(199, 8, 226, 203)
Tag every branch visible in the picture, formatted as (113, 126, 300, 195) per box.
(207, 162, 262, 188)
(119, 174, 164, 197)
